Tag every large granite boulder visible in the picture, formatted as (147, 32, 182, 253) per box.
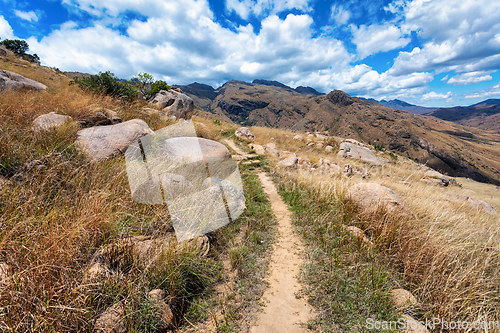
(347, 183, 410, 215)
(338, 142, 383, 165)
(0, 70, 47, 91)
(76, 119, 154, 161)
(31, 112, 73, 132)
(150, 89, 194, 120)
(235, 127, 254, 142)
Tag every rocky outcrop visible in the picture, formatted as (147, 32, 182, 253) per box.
(327, 89, 354, 106)
(235, 127, 254, 142)
(338, 142, 384, 165)
(423, 170, 450, 186)
(151, 89, 194, 120)
(31, 112, 73, 132)
(277, 156, 298, 168)
(347, 183, 409, 215)
(75, 119, 154, 161)
(0, 70, 47, 91)
(446, 192, 497, 214)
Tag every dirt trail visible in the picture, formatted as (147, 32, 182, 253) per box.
(223, 139, 246, 155)
(249, 172, 316, 333)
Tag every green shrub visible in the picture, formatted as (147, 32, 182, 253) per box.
(133, 72, 170, 99)
(1, 39, 29, 54)
(70, 71, 138, 102)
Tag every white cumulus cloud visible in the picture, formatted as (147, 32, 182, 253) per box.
(330, 5, 350, 25)
(0, 15, 14, 39)
(447, 71, 493, 85)
(351, 23, 410, 59)
(421, 91, 453, 101)
(226, 0, 311, 20)
(14, 10, 39, 22)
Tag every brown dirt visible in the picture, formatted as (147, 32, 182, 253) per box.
(249, 172, 316, 333)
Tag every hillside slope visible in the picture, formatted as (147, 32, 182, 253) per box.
(180, 80, 500, 184)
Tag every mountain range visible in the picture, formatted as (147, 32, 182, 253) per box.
(177, 80, 500, 185)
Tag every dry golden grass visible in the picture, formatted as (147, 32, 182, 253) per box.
(258, 125, 500, 326)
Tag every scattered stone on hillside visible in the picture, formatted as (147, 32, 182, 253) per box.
(94, 301, 126, 333)
(341, 225, 373, 246)
(327, 89, 354, 106)
(325, 145, 333, 152)
(151, 89, 194, 120)
(31, 112, 73, 132)
(249, 143, 266, 155)
(277, 156, 298, 168)
(343, 164, 353, 177)
(307, 142, 314, 147)
(93, 234, 210, 272)
(76, 119, 154, 161)
(315, 133, 328, 140)
(263, 145, 279, 158)
(0, 70, 48, 91)
(423, 170, 450, 186)
(231, 154, 245, 162)
(280, 151, 296, 159)
(148, 289, 174, 331)
(338, 142, 382, 165)
(235, 127, 254, 142)
(378, 157, 390, 163)
(445, 192, 497, 215)
(293, 135, 303, 141)
(401, 314, 430, 333)
(345, 138, 367, 147)
(347, 183, 409, 215)
(84, 262, 111, 282)
(0, 263, 10, 288)
(80, 112, 113, 127)
(307, 134, 314, 138)
(391, 289, 418, 309)
(316, 142, 324, 149)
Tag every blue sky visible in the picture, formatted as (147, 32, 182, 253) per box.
(1, 0, 500, 107)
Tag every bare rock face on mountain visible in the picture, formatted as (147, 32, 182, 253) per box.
(347, 183, 409, 215)
(327, 89, 354, 106)
(76, 119, 154, 161)
(151, 89, 194, 120)
(0, 70, 47, 91)
(31, 112, 73, 132)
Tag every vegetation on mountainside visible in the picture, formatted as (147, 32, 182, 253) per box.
(70, 71, 170, 102)
(1, 39, 40, 64)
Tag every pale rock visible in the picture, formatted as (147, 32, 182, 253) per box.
(338, 142, 381, 165)
(391, 289, 418, 309)
(280, 151, 296, 159)
(342, 225, 373, 246)
(325, 145, 333, 152)
(265, 143, 276, 149)
(401, 314, 430, 333)
(263, 145, 279, 158)
(148, 289, 174, 331)
(423, 170, 449, 187)
(293, 135, 303, 141)
(76, 119, 154, 161)
(347, 183, 409, 215)
(446, 192, 497, 215)
(277, 156, 298, 168)
(250, 144, 266, 156)
(31, 112, 73, 132)
(151, 89, 194, 120)
(235, 127, 254, 142)
(0, 70, 47, 91)
(94, 302, 126, 333)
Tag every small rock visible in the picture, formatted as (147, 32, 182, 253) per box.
(277, 156, 298, 168)
(150, 90, 194, 120)
(31, 112, 73, 132)
(293, 135, 303, 141)
(316, 133, 328, 140)
(325, 145, 333, 152)
(391, 289, 418, 309)
(94, 302, 126, 333)
(343, 164, 353, 177)
(342, 225, 373, 246)
(263, 145, 279, 158)
(401, 314, 430, 333)
(338, 142, 381, 165)
(280, 151, 296, 159)
(235, 127, 254, 142)
(84, 262, 111, 282)
(0, 263, 10, 288)
(148, 289, 174, 331)
(231, 155, 245, 162)
(446, 192, 497, 215)
(250, 144, 266, 155)
(265, 143, 276, 149)
(316, 142, 324, 149)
